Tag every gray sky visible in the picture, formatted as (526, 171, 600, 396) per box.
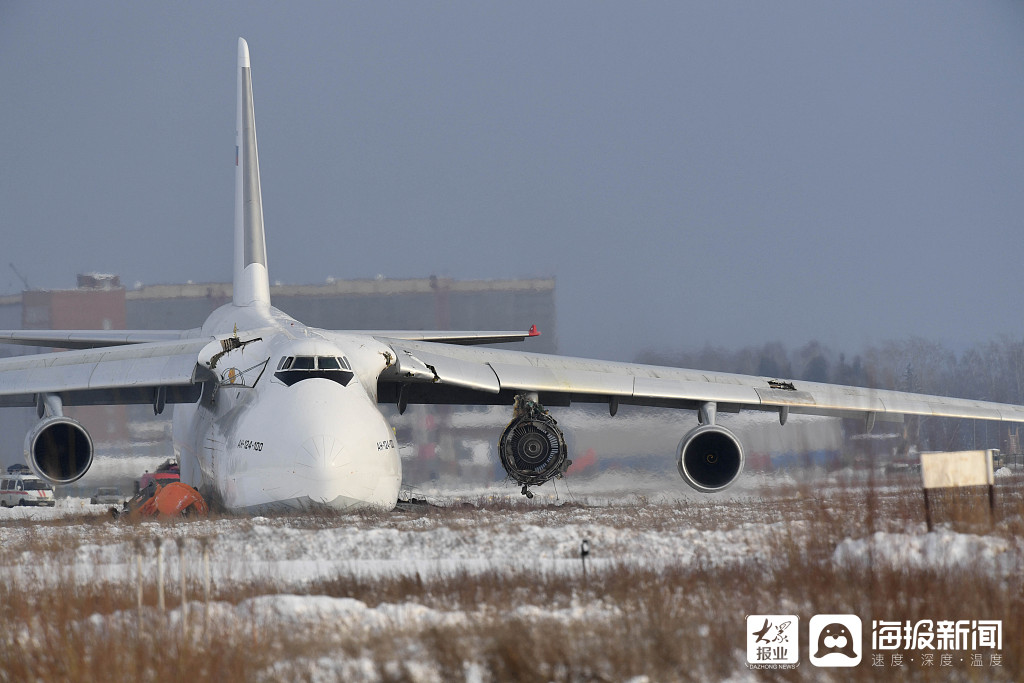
(2, 2, 1023, 360)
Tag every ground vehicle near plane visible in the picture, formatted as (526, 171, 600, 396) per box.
(2, 39, 1024, 511)
(120, 480, 208, 519)
(0, 464, 55, 507)
(90, 487, 123, 505)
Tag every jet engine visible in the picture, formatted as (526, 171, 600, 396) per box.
(499, 395, 569, 497)
(24, 416, 94, 485)
(676, 424, 744, 493)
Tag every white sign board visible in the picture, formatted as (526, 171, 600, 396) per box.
(920, 450, 994, 489)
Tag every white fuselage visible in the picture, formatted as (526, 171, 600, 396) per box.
(171, 303, 402, 512)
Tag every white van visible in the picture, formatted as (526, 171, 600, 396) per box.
(0, 465, 55, 507)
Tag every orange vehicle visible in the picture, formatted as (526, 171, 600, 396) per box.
(121, 480, 208, 518)
(135, 459, 180, 494)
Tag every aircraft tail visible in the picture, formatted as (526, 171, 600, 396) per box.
(233, 38, 271, 308)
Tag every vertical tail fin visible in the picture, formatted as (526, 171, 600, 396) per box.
(233, 38, 271, 307)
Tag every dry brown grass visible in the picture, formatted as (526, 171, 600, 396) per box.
(1, 474, 1021, 681)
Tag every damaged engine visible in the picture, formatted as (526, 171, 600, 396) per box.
(498, 395, 569, 497)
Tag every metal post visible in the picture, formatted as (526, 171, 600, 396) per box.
(203, 540, 211, 637)
(923, 488, 933, 533)
(580, 539, 590, 589)
(135, 540, 144, 620)
(988, 484, 995, 527)
(178, 539, 188, 638)
(157, 541, 165, 612)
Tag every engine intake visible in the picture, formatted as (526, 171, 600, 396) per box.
(677, 424, 744, 493)
(498, 395, 569, 494)
(24, 416, 94, 485)
(499, 417, 568, 486)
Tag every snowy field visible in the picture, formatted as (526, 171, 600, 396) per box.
(1, 470, 1021, 682)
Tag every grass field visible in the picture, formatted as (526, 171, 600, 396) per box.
(0, 472, 1020, 682)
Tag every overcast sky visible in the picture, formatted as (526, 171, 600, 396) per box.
(2, 2, 1023, 360)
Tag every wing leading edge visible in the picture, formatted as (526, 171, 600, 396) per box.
(0, 337, 215, 408)
(0, 330, 188, 350)
(354, 327, 539, 346)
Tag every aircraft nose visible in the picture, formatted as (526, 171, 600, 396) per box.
(227, 377, 401, 510)
(293, 429, 400, 508)
(282, 381, 401, 509)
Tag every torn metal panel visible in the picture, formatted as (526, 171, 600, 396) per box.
(382, 345, 501, 394)
(379, 348, 436, 383)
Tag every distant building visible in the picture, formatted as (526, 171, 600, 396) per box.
(123, 277, 557, 348)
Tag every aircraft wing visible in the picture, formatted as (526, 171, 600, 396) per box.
(0, 330, 187, 350)
(0, 326, 537, 350)
(373, 337, 1024, 423)
(0, 338, 215, 408)
(352, 327, 540, 346)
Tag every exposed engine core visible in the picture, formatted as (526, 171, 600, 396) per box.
(24, 416, 94, 485)
(499, 395, 569, 495)
(677, 424, 744, 493)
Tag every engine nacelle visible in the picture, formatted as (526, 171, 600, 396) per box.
(24, 416, 94, 485)
(677, 424, 744, 493)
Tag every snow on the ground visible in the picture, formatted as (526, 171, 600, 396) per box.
(1, 475, 1020, 596)
(0, 495, 116, 520)
(833, 528, 1024, 574)
(2, 471, 1022, 592)
(3, 472, 1022, 682)
(1, 502, 795, 589)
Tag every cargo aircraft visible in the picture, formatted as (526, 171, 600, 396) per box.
(2, 39, 1023, 511)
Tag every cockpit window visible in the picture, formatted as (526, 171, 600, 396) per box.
(274, 355, 354, 387)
